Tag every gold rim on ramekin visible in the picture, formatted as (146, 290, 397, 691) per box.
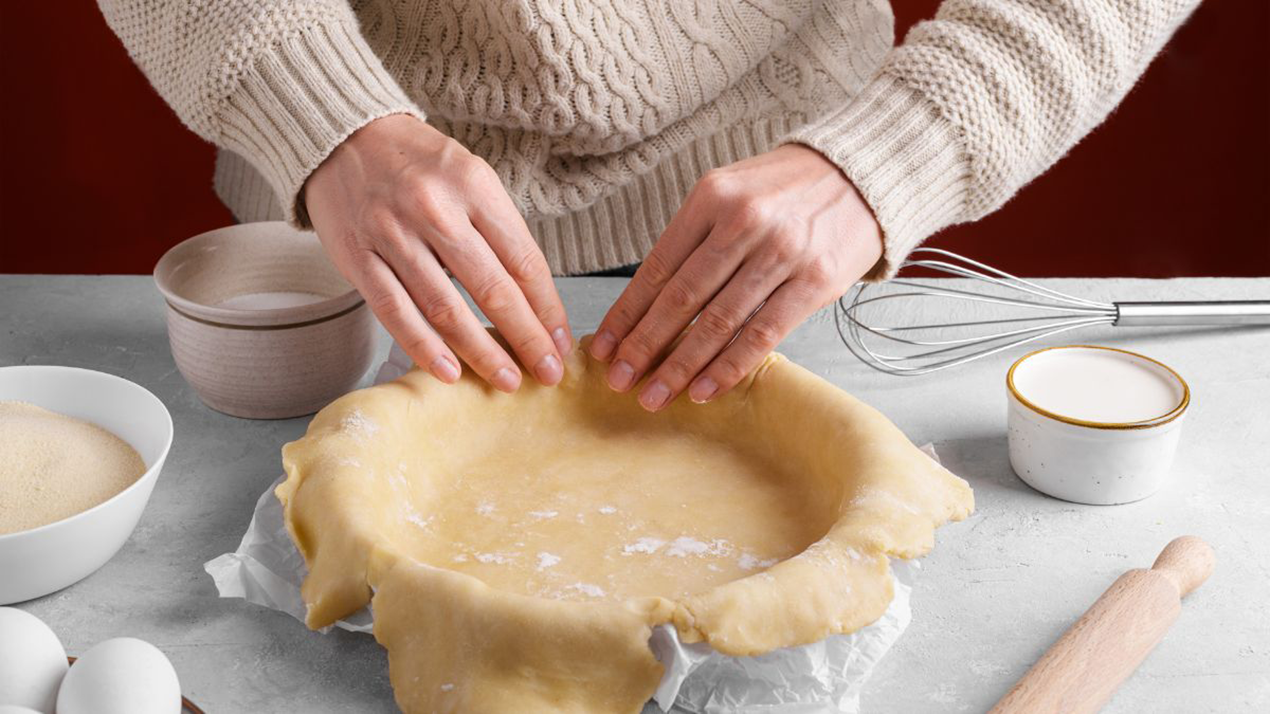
(1006, 345, 1190, 431)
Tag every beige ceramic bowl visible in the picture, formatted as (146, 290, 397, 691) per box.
(154, 222, 375, 419)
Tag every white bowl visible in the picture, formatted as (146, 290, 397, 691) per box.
(1006, 345, 1189, 505)
(0, 366, 174, 604)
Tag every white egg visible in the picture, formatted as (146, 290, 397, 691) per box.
(0, 607, 68, 714)
(55, 638, 180, 714)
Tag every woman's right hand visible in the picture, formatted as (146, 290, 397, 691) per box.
(305, 114, 572, 391)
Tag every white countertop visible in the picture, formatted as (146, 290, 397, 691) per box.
(2, 275, 1267, 713)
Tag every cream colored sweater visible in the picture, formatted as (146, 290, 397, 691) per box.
(100, 0, 1198, 276)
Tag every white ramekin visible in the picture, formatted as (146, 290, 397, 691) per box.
(1006, 345, 1190, 505)
(0, 366, 174, 604)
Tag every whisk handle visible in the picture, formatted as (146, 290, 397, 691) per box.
(1115, 301, 1270, 326)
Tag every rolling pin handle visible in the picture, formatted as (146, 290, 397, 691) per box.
(989, 537, 1215, 714)
(1150, 535, 1215, 597)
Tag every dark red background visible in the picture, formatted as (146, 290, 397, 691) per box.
(1, 1, 1266, 276)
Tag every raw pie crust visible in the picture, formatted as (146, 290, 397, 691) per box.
(278, 340, 973, 713)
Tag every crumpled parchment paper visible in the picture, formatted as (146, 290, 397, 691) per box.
(205, 343, 929, 713)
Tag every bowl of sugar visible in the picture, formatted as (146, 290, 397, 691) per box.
(1006, 345, 1190, 505)
(154, 222, 376, 419)
(0, 366, 174, 604)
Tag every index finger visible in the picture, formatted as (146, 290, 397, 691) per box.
(352, 251, 462, 384)
(429, 221, 564, 387)
(382, 236, 526, 392)
(470, 194, 573, 357)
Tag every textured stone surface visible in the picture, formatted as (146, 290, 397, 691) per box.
(2, 275, 1267, 713)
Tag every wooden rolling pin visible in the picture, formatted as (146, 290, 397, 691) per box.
(990, 536, 1215, 714)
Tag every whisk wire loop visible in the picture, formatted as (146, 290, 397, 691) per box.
(837, 248, 1120, 376)
(902, 249, 1112, 309)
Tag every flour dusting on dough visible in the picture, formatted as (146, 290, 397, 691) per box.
(622, 537, 666, 555)
(476, 552, 514, 564)
(528, 510, 558, 519)
(452, 554, 468, 563)
(851, 487, 920, 515)
(598, 505, 617, 514)
(339, 409, 379, 439)
(623, 536, 732, 558)
(476, 500, 496, 516)
(536, 552, 561, 570)
(403, 509, 431, 529)
(386, 462, 430, 528)
(738, 553, 780, 570)
(665, 537, 732, 558)
(440, 683, 455, 692)
(562, 582, 605, 598)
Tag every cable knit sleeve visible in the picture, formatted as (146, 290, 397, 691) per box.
(786, 0, 1202, 279)
(97, 0, 425, 224)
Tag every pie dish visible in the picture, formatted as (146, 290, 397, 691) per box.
(277, 338, 973, 713)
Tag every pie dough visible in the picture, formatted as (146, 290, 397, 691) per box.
(277, 338, 973, 713)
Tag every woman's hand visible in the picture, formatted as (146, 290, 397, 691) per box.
(305, 115, 572, 391)
(589, 144, 883, 411)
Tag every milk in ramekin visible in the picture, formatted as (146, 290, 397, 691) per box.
(1006, 345, 1190, 505)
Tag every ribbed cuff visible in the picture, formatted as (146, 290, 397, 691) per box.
(783, 74, 971, 280)
(211, 21, 426, 227)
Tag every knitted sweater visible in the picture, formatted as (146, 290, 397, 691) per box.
(100, 0, 1199, 276)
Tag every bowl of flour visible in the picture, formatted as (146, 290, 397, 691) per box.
(0, 365, 173, 604)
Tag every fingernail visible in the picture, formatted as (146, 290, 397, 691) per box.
(534, 354, 563, 385)
(608, 360, 636, 392)
(639, 380, 672, 412)
(552, 327, 573, 357)
(491, 366, 520, 392)
(430, 355, 461, 384)
(591, 330, 617, 361)
(689, 376, 719, 404)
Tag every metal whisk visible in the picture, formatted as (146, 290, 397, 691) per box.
(836, 248, 1270, 376)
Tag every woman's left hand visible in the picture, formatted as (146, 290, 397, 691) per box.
(589, 144, 884, 411)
